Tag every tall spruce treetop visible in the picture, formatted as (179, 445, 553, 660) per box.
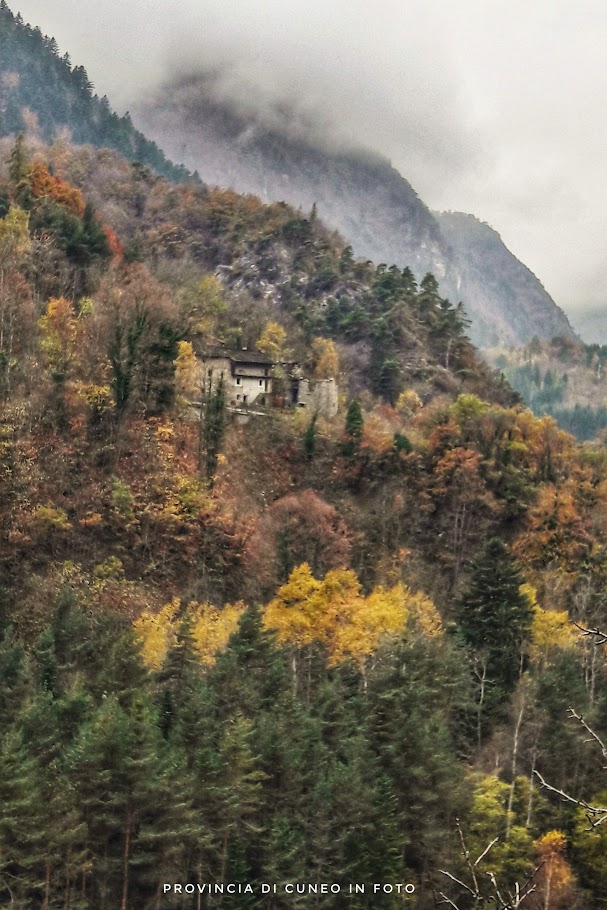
(458, 537, 533, 696)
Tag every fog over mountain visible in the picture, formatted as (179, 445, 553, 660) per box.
(130, 75, 573, 347)
(12, 0, 607, 319)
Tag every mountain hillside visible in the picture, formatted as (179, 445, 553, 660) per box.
(0, 0, 192, 182)
(487, 334, 607, 440)
(136, 77, 575, 348)
(0, 134, 605, 908)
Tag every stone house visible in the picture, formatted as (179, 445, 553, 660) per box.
(200, 348, 338, 418)
(202, 349, 274, 409)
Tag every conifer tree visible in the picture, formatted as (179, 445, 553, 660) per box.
(7, 133, 29, 200)
(202, 374, 226, 481)
(343, 398, 363, 457)
(457, 538, 533, 722)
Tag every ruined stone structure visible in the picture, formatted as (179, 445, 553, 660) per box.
(200, 348, 338, 419)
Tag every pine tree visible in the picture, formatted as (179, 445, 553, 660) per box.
(343, 399, 363, 456)
(457, 538, 533, 722)
(7, 133, 29, 199)
(303, 412, 317, 460)
(0, 729, 44, 908)
(202, 374, 226, 481)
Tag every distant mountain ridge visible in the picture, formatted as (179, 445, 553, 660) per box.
(136, 79, 575, 348)
(434, 212, 575, 347)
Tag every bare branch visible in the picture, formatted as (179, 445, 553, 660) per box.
(568, 707, 607, 765)
(572, 621, 607, 645)
(455, 816, 480, 894)
(534, 770, 607, 827)
(437, 869, 475, 897)
(434, 891, 461, 909)
(488, 868, 539, 909)
(474, 836, 499, 868)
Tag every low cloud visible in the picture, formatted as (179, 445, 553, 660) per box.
(13, 0, 607, 311)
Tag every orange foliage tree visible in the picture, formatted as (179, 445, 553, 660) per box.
(28, 161, 85, 216)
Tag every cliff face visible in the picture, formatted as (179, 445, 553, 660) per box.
(136, 83, 576, 348)
(434, 213, 575, 347)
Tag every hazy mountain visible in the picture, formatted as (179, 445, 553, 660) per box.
(434, 212, 574, 348)
(0, 2, 575, 349)
(569, 309, 607, 345)
(136, 77, 575, 348)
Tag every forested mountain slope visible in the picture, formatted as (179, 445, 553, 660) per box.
(137, 77, 575, 348)
(0, 132, 605, 909)
(0, 0, 192, 182)
(488, 334, 607, 440)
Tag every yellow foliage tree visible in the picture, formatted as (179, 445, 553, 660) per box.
(181, 274, 227, 338)
(192, 601, 246, 666)
(39, 297, 79, 378)
(0, 206, 31, 264)
(531, 830, 576, 909)
(174, 340, 200, 406)
(134, 598, 180, 670)
(257, 321, 287, 364)
(311, 337, 339, 378)
(396, 389, 423, 419)
(263, 563, 323, 651)
(524, 583, 578, 668)
(135, 598, 246, 670)
(263, 563, 440, 669)
(466, 773, 533, 886)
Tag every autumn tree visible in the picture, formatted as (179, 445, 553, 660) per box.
(529, 831, 578, 909)
(256, 489, 352, 588)
(257, 321, 287, 364)
(311, 337, 339, 378)
(93, 263, 179, 416)
(39, 297, 81, 428)
(428, 445, 495, 585)
(0, 205, 33, 395)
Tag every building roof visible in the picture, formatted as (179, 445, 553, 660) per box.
(206, 348, 274, 366)
(229, 350, 274, 365)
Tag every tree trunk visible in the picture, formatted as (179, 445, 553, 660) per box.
(43, 860, 51, 910)
(121, 804, 133, 910)
(506, 697, 525, 841)
(220, 829, 229, 883)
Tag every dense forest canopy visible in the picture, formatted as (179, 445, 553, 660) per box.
(492, 335, 607, 441)
(0, 131, 604, 909)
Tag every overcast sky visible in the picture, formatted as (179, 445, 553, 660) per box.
(12, 0, 607, 315)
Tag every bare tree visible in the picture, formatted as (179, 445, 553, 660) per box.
(435, 818, 541, 909)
